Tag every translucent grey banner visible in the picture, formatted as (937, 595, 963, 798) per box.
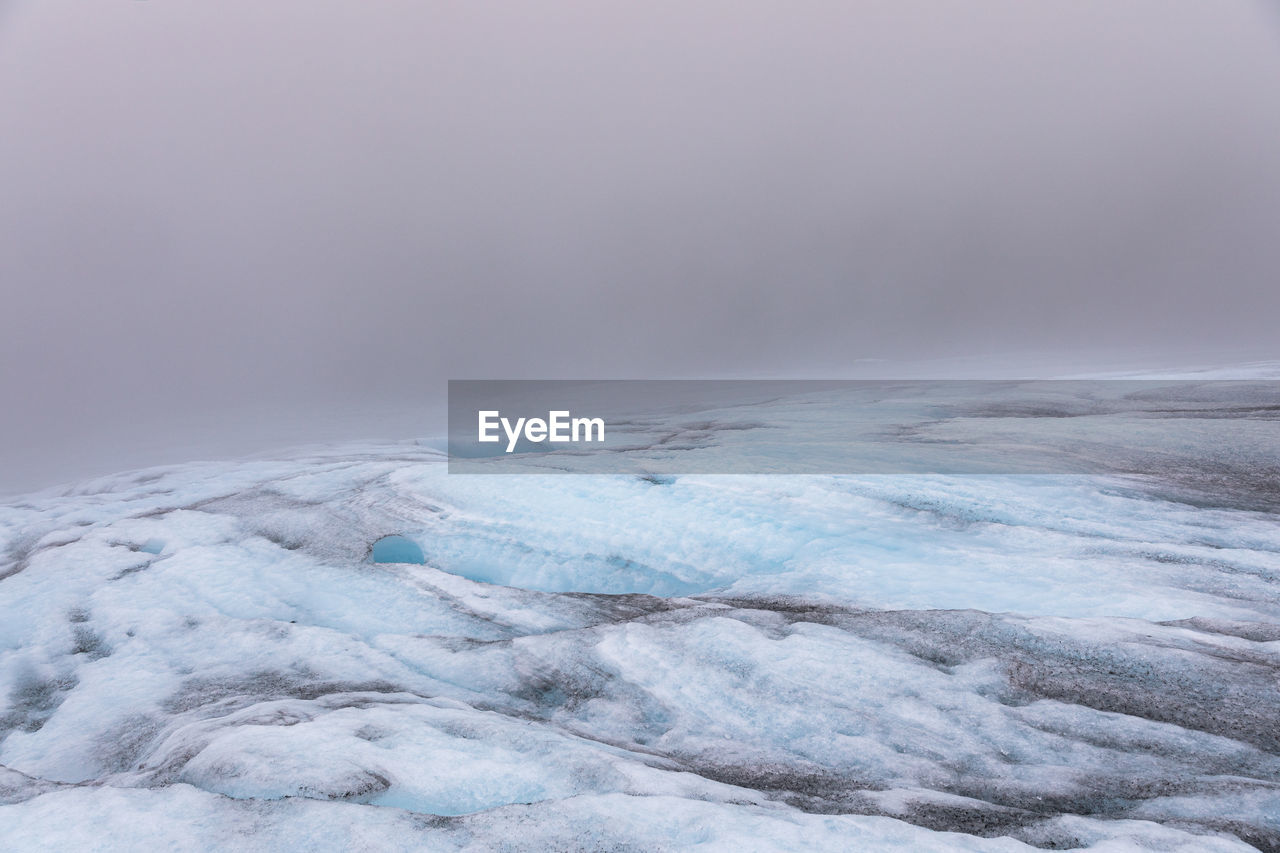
(447, 379, 1280, 486)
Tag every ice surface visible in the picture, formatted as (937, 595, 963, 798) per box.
(1, 380, 1279, 850)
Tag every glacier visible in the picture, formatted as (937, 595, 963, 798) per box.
(2, 382, 1279, 850)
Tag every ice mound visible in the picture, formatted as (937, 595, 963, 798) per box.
(0, 434, 1277, 850)
(137, 539, 165, 556)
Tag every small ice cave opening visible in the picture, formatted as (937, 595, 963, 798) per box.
(369, 535, 426, 565)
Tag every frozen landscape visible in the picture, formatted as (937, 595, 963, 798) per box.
(4, 0, 1278, 847)
(2, 379, 1280, 851)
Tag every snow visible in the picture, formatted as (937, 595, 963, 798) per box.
(1, 378, 1278, 850)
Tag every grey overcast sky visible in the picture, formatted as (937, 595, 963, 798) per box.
(2, 0, 1279, 492)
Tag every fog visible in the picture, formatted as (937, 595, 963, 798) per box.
(2, 0, 1279, 492)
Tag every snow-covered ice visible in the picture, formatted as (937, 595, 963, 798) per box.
(2, 381, 1279, 850)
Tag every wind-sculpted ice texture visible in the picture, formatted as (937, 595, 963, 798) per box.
(1, 394, 1279, 850)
